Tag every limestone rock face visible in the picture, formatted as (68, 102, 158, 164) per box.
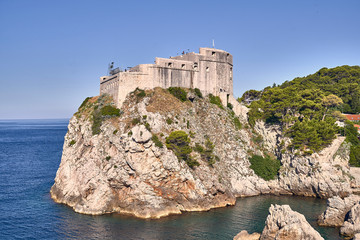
(260, 205, 324, 240)
(255, 121, 353, 198)
(353, 233, 360, 240)
(50, 89, 354, 218)
(131, 125, 152, 143)
(51, 90, 270, 218)
(318, 195, 360, 227)
(340, 202, 360, 238)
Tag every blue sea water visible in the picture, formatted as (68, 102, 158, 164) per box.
(0, 119, 343, 240)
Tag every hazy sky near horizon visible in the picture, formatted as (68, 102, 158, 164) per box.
(1, 0, 359, 119)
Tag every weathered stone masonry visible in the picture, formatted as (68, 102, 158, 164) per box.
(100, 47, 233, 107)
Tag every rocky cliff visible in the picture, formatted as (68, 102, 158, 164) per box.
(260, 204, 324, 240)
(234, 204, 324, 240)
(318, 194, 360, 238)
(51, 88, 354, 218)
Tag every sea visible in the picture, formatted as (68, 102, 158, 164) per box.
(0, 119, 343, 240)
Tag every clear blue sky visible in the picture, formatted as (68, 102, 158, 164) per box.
(1, 0, 359, 119)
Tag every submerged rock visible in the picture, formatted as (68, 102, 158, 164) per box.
(233, 230, 260, 240)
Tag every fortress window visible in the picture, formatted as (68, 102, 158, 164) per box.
(181, 64, 185, 69)
(193, 63, 198, 70)
(206, 67, 209, 72)
(212, 51, 216, 56)
(230, 67, 233, 74)
(168, 62, 173, 67)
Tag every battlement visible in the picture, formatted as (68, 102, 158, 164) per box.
(100, 47, 234, 107)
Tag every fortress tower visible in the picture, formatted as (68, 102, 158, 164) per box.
(100, 47, 233, 107)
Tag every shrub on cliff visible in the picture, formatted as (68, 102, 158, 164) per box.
(152, 134, 163, 148)
(208, 94, 224, 109)
(100, 105, 121, 117)
(344, 121, 360, 167)
(78, 97, 92, 111)
(249, 154, 280, 181)
(245, 66, 360, 154)
(166, 131, 199, 168)
(168, 87, 187, 102)
(89, 95, 121, 135)
(194, 88, 203, 98)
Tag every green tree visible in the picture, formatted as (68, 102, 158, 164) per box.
(166, 131, 199, 168)
(322, 94, 343, 120)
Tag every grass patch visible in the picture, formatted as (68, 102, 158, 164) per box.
(100, 105, 121, 117)
(69, 140, 76, 146)
(194, 88, 203, 98)
(78, 97, 92, 111)
(144, 122, 151, 131)
(152, 134, 163, 148)
(233, 117, 242, 130)
(166, 118, 173, 125)
(106, 156, 111, 161)
(249, 154, 280, 181)
(131, 117, 141, 126)
(84, 95, 122, 135)
(132, 88, 146, 102)
(208, 94, 224, 109)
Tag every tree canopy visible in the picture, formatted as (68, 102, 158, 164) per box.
(243, 65, 360, 157)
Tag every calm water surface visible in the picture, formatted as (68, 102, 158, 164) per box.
(0, 119, 342, 239)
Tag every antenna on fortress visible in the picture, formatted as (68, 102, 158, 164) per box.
(108, 62, 114, 75)
(212, 39, 215, 48)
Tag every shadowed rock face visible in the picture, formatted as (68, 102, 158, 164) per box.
(318, 195, 360, 227)
(317, 195, 360, 238)
(340, 202, 360, 238)
(50, 89, 354, 218)
(260, 205, 324, 240)
(234, 205, 324, 240)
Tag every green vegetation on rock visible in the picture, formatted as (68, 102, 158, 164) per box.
(132, 88, 146, 102)
(166, 118, 173, 125)
(245, 65, 360, 153)
(100, 105, 121, 117)
(194, 88, 203, 98)
(208, 94, 224, 109)
(193, 138, 218, 166)
(168, 87, 187, 102)
(344, 121, 360, 167)
(152, 134, 163, 148)
(78, 97, 92, 111)
(85, 94, 122, 135)
(249, 155, 280, 181)
(166, 131, 199, 168)
(69, 140, 76, 146)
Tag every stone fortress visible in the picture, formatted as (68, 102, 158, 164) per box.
(100, 47, 236, 108)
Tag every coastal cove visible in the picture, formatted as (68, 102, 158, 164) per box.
(0, 119, 344, 239)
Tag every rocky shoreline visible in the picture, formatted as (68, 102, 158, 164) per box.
(51, 88, 359, 238)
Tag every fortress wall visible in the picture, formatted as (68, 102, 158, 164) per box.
(100, 47, 234, 108)
(117, 72, 151, 106)
(153, 58, 197, 90)
(100, 75, 120, 104)
(153, 66, 194, 89)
